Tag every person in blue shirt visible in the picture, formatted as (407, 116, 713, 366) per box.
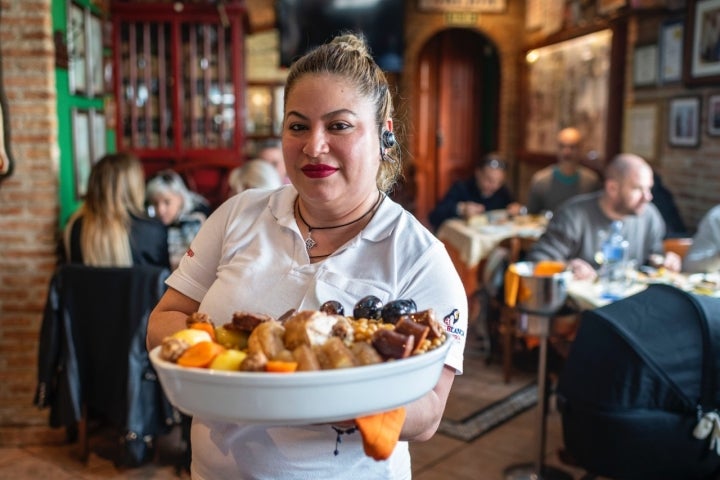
(428, 152, 521, 231)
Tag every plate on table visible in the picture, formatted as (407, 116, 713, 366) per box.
(150, 339, 452, 425)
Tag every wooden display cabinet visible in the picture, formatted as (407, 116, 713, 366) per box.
(111, 2, 246, 207)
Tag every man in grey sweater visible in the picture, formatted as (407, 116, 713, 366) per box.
(527, 153, 682, 280)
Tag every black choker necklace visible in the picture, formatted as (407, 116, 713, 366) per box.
(296, 192, 383, 252)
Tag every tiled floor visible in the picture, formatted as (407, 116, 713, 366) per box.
(0, 337, 591, 479)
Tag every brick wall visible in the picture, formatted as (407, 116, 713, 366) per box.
(0, 0, 64, 446)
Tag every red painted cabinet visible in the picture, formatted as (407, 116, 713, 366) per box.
(111, 2, 246, 207)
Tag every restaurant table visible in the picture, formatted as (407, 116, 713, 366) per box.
(567, 271, 720, 311)
(436, 215, 546, 295)
(567, 279, 648, 311)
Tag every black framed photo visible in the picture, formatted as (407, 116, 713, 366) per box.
(659, 19, 684, 84)
(684, 0, 720, 85)
(668, 96, 701, 148)
(707, 94, 720, 136)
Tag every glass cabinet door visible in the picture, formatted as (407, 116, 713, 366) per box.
(180, 23, 235, 149)
(114, 4, 244, 158)
(119, 21, 173, 149)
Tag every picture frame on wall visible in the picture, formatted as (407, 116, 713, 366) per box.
(684, 0, 720, 85)
(633, 44, 658, 87)
(90, 109, 106, 161)
(88, 13, 104, 97)
(523, 28, 613, 161)
(707, 94, 720, 136)
(668, 96, 701, 148)
(72, 109, 92, 198)
(67, 2, 86, 94)
(624, 103, 659, 161)
(659, 19, 684, 84)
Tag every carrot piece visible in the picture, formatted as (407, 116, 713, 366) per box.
(355, 407, 406, 461)
(265, 360, 298, 373)
(177, 341, 225, 368)
(190, 322, 216, 342)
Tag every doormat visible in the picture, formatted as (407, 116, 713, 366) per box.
(438, 382, 537, 442)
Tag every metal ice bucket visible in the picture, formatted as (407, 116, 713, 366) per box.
(512, 261, 571, 316)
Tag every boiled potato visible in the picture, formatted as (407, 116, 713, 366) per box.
(209, 349, 247, 371)
(215, 326, 249, 350)
(171, 328, 212, 346)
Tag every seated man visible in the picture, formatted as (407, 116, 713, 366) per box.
(527, 153, 682, 280)
(683, 205, 720, 273)
(429, 152, 522, 231)
(526, 127, 602, 215)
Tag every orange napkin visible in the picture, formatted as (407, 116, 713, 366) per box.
(355, 407, 406, 461)
(504, 264, 521, 308)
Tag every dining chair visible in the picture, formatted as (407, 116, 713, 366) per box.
(35, 264, 176, 466)
(473, 236, 529, 383)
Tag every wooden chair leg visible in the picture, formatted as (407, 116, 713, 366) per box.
(78, 404, 89, 462)
(500, 306, 515, 384)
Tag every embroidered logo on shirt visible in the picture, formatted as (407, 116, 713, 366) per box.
(187, 248, 194, 257)
(443, 309, 465, 339)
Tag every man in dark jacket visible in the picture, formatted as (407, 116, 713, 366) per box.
(429, 152, 521, 231)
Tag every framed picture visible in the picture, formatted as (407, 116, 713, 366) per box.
(685, 0, 720, 85)
(90, 109, 106, 161)
(67, 2, 86, 94)
(633, 44, 658, 87)
(88, 13, 103, 97)
(668, 96, 701, 148)
(707, 94, 720, 136)
(659, 19, 684, 83)
(523, 28, 613, 161)
(72, 109, 92, 198)
(623, 103, 659, 161)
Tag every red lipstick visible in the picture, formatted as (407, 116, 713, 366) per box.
(301, 164, 339, 179)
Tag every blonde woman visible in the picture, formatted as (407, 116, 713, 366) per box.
(227, 158, 283, 197)
(64, 152, 169, 267)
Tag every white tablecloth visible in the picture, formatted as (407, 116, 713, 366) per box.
(436, 218, 545, 268)
(567, 279, 648, 311)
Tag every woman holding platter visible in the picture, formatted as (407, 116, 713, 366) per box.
(147, 33, 467, 479)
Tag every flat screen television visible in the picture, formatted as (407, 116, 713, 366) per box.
(277, 0, 404, 72)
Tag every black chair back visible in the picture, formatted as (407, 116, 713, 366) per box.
(35, 264, 173, 465)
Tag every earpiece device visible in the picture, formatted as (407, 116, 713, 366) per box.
(381, 130, 396, 149)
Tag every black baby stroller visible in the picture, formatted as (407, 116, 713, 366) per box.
(557, 283, 720, 480)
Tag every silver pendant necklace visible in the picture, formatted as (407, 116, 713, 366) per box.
(295, 192, 383, 253)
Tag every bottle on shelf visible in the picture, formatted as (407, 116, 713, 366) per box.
(599, 220, 629, 300)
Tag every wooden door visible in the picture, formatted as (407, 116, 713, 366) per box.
(414, 29, 500, 225)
